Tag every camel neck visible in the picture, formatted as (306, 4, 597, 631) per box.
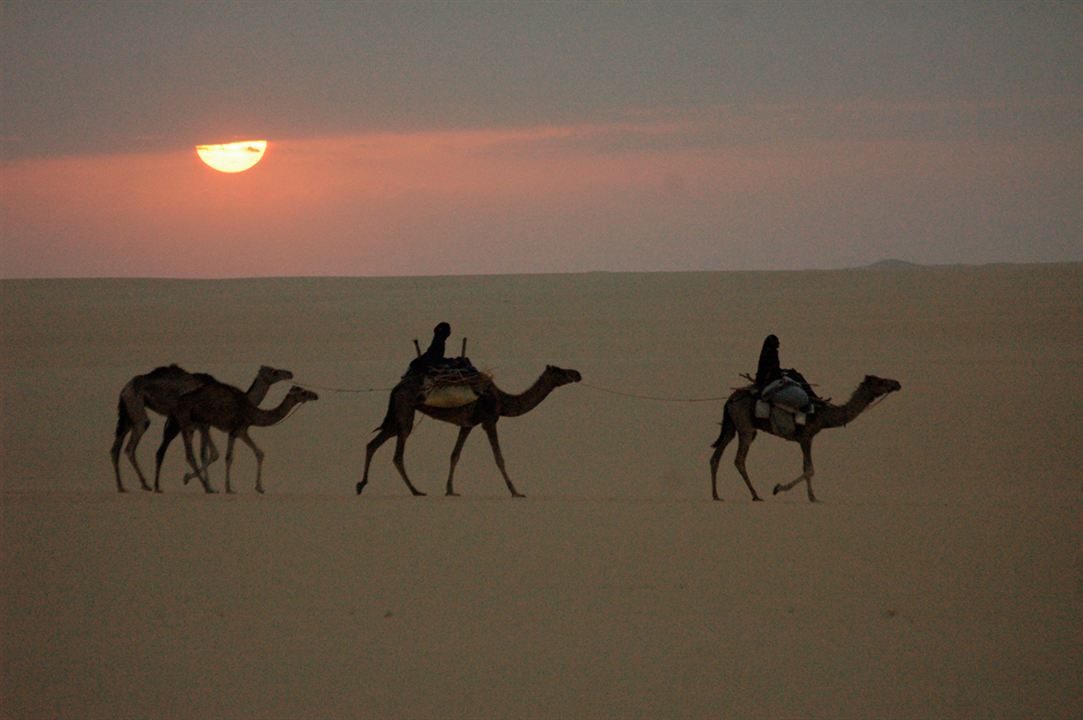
(246, 377, 272, 404)
(819, 383, 879, 428)
(496, 373, 557, 417)
(248, 396, 299, 427)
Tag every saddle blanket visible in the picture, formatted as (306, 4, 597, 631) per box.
(419, 368, 493, 408)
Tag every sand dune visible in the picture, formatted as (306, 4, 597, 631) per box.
(2, 265, 1081, 718)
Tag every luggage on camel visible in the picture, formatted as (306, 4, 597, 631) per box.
(416, 361, 493, 408)
(755, 374, 817, 437)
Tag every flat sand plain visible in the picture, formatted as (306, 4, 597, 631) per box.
(2, 265, 1081, 718)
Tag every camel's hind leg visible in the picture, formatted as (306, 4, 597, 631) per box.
(483, 422, 524, 498)
(181, 426, 217, 494)
(118, 393, 153, 492)
(391, 432, 426, 496)
(709, 413, 737, 501)
(733, 430, 763, 502)
(358, 429, 391, 494)
(445, 426, 474, 496)
(772, 439, 817, 502)
(187, 427, 219, 485)
(110, 397, 133, 492)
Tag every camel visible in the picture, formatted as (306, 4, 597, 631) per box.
(709, 374, 901, 502)
(109, 365, 292, 492)
(357, 365, 582, 498)
(152, 366, 294, 492)
(172, 383, 318, 494)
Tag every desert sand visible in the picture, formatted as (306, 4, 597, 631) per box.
(2, 264, 1081, 719)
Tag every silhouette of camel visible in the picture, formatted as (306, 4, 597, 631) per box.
(357, 365, 581, 497)
(153, 366, 293, 492)
(172, 383, 318, 494)
(109, 365, 292, 492)
(709, 375, 901, 502)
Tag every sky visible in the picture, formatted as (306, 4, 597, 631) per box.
(2, 1, 1081, 278)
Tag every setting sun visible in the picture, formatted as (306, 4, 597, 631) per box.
(195, 139, 268, 173)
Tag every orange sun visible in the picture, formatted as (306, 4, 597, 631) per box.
(195, 139, 268, 173)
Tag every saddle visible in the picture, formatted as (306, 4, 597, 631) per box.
(416, 361, 493, 408)
(755, 374, 818, 436)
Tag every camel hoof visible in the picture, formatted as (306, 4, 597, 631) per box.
(752, 496, 763, 502)
(446, 491, 460, 497)
(117, 487, 127, 494)
(772, 484, 782, 495)
(712, 495, 722, 502)
(511, 493, 526, 499)
(255, 488, 265, 495)
(411, 491, 427, 497)
(355, 481, 367, 495)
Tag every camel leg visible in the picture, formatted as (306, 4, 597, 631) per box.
(186, 427, 220, 485)
(123, 414, 153, 492)
(200, 427, 220, 473)
(223, 434, 238, 494)
(733, 431, 763, 501)
(358, 428, 395, 495)
(110, 406, 131, 493)
(154, 415, 184, 493)
(446, 426, 474, 496)
(708, 418, 736, 501)
(773, 439, 817, 502)
(181, 427, 217, 494)
(391, 432, 426, 497)
(236, 430, 265, 494)
(483, 423, 523, 498)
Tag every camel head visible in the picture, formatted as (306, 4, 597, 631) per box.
(259, 365, 294, 384)
(286, 386, 319, 404)
(544, 365, 582, 387)
(861, 375, 901, 397)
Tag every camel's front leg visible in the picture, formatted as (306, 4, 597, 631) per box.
(446, 426, 474, 496)
(483, 423, 523, 498)
(236, 430, 265, 494)
(773, 439, 816, 502)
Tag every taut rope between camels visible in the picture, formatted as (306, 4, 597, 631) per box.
(292, 335, 734, 404)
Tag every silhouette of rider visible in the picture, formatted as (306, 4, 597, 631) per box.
(407, 322, 452, 376)
(755, 334, 819, 402)
(755, 334, 782, 390)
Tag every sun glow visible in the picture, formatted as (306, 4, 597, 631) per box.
(195, 140, 268, 173)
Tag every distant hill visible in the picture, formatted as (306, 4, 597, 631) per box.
(861, 259, 923, 270)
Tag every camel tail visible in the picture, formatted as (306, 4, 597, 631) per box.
(711, 406, 735, 449)
(114, 396, 131, 440)
(374, 394, 396, 434)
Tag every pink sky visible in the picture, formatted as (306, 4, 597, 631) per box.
(3, 106, 1078, 277)
(3, 4, 1080, 277)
